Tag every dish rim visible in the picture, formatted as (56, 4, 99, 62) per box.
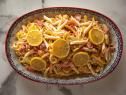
(5, 7, 123, 85)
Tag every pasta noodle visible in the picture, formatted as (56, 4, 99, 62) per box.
(43, 15, 52, 23)
(70, 39, 88, 45)
(44, 67, 50, 76)
(49, 54, 59, 64)
(41, 53, 49, 59)
(87, 63, 98, 76)
(83, 21, 93, 37)
(57, 20, 68, 31)
(44, 34, 60, 40)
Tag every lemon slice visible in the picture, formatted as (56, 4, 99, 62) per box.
(89, 28, 104, 45)
(73, 52, 89, 66)
(27, 30, 43, 46)
(30, 57, 46, 71)
(52, 39, 70, 58)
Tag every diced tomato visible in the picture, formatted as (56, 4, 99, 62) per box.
(74, 14, 81, 21)
(26, 66, 34, 72)
(35, 20, 43, 27)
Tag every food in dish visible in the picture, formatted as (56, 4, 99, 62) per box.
(12, 14, 115, 78)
